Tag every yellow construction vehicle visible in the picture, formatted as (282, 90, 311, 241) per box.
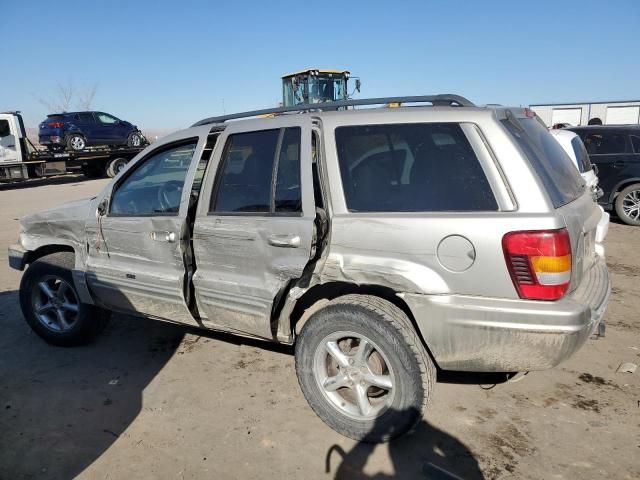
(281, 68, 360, 107)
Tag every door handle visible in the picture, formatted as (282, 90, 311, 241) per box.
(268, 234, 300, 248)
(150, 231, 176, 243)
(613, 160, 625, 169)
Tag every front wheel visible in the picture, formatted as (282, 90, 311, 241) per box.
(295, 294, 435, 442)
(19, 252, 110, 346)
(126, 132, 143, 148)
(615, 183, 640, 226)
(106, 157, 128, 178)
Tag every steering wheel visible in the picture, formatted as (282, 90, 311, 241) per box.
(157, 180, 184, 212)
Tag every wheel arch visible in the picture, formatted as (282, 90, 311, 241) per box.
(609, 177, 640, 204)
(23, 244, 95, 305)
(288, 281, 440, 368)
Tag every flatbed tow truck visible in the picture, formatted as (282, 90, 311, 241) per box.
(0, 111, 146, 183)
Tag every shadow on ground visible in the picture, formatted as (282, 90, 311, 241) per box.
(0, 290, 184, 479)
(326, 407, 483, 479)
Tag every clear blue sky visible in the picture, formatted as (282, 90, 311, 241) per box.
(3, 0, 639, 130)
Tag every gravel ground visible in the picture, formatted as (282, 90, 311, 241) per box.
(0, 176, 638, 480)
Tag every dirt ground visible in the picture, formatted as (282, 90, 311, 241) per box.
(0, 176, 638, 480)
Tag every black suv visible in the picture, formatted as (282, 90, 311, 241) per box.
(568, 125, 640, 226)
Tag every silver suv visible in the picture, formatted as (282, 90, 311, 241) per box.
(8, 95, 611, 442)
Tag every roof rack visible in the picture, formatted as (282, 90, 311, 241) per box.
(192, 94, 474, 127)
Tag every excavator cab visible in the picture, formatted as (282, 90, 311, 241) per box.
(282, 69, 359, 107)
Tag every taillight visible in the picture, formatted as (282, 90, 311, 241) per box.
(47, 122, 64, 128)
(502, 228, 572, 301)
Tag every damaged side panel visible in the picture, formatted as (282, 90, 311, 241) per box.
(192, 216, 313, 339)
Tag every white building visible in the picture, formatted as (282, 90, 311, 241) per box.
(530, 100, 640, 127)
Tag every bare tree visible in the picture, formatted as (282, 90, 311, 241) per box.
(34, 80, 99, 113)
(76, 83, 98, 110)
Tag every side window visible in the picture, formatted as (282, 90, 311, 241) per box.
(631, 136, 640, 153)
(97, 113, 118, 124)
(583, 132, 627, 155)
(335, 123, 497, 212)
(211, 128, 302, 214)
(212, 130, 279, 213)
(110, 141, 197, 216)
(77, 113, 95, 124)
(0, 120, 10, 138)
(275, 127, 302, 212)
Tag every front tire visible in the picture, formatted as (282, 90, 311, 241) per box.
(67, 134, 86, 151)
(19, 252, 110, 346)
(106, 157, 128, 178)
(615, 183, 640, 226)
(126, 132, 143, 148)
(295, 294, 435, 442)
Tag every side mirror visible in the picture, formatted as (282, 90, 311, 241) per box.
(355, 79, 361, 93)
(97, 198, 108, 217)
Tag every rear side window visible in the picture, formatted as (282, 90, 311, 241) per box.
(212, 127, 302, 214)
(502, 117, 584, 208)
(570, 136, 592, 173)
(583, 132, 627, 155)
(334, 123, 497, 212)
(76, 113, 95, 124)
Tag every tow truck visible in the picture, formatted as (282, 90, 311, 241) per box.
(0, 111, 146, 182)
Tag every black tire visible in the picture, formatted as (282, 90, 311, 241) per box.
(82, 162, 106, 179)
(106, 157, 128, 178)
(126, 132, 143, 148)
(615, 183, 640, 226)
(19, 252, 110, 347)
(295, 294, 435, 442)
(66, 133, 87, 151)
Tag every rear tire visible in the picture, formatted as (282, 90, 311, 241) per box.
(615, 183, 640, 226)
(66, 134, 86, 151)
(106, 157, 128, 178)
(19, 252, 110, 347)
(295, 294, 435, 442)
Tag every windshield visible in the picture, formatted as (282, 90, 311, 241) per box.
(283, 74, 347, 106)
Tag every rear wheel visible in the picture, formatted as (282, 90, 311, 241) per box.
(615, 183, 640, 226)
(295, 294, 435, 442)
(106, 157, 128, 178)
(66, 134, 86, 151)
(19, 252, 110, 346)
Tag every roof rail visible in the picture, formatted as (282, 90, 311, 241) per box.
(191, 94, 474, 127)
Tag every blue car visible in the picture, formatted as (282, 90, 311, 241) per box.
(38, 111, 144, 151)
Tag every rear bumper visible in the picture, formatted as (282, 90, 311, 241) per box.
(38, 135, 63, 145)
(404, 256, 611, 372)
(8, 243, 28, 270)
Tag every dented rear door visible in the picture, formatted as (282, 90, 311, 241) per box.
(192, 118, 315, 339)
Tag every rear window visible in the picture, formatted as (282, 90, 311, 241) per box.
(502, 116, 584, 208)
(570, 136, 592, 173)
(334, 123, 497, 212)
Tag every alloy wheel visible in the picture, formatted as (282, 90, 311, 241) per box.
(313, 331, 396, 420)
(31, 275, 79, 332)
(70, 136, 85, 150)
(622, 189, 640, 221)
